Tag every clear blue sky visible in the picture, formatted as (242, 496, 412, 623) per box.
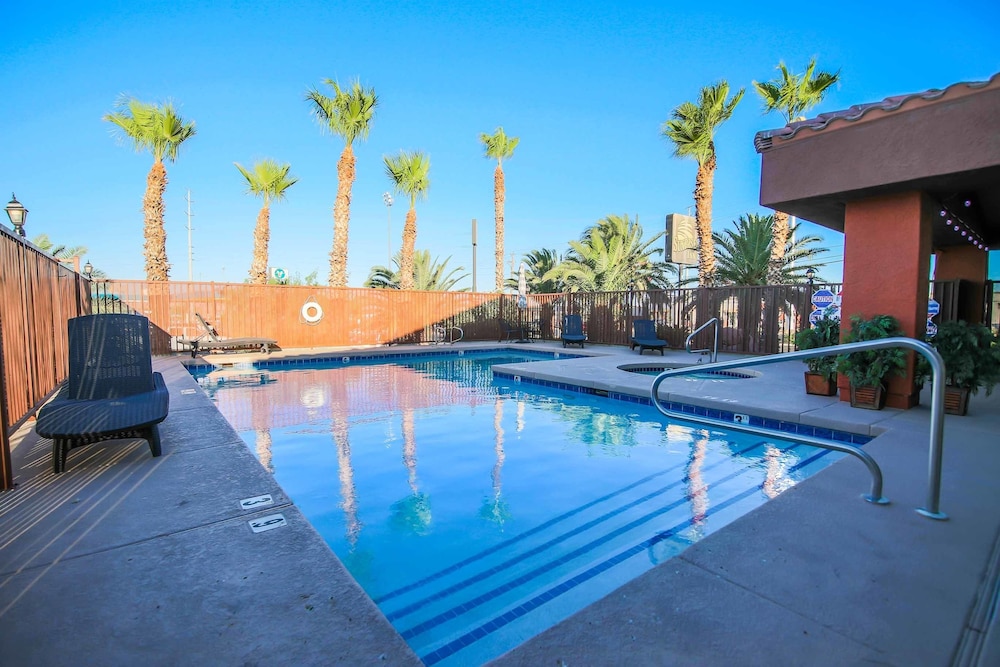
(3, 1, 998, 288)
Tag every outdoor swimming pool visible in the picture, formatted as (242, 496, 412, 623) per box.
(191, 349, 844, 666)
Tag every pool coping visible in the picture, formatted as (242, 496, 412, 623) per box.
(5, 340, 998, 666)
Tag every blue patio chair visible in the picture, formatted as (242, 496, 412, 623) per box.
(631, 318, 667, 355)
(35, 314, 169, 473)
(561, 314, 587, 348)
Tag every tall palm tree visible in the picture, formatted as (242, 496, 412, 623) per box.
(661, 82, 744, 287)
(234, 160, 298, 285)
(479, 127, 520, 292)
(104, 98, 196, 281)
(365, 250, 469, 291)
(305, 79, 378, 287)
(383, 151, 430, 290)
(713, 213, 828, 286)
(544, 214, 674, 292)
(754, 60, 839, 283)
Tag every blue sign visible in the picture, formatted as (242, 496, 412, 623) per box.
(926, 321, 938, 337)
(271, 267, 287, 281)
(809, 309, 825, 326)
(927, 299, 940, 317)
(811, 289, 836, 308)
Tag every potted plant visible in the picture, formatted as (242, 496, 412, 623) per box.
(926, 320, 1000, 415)
(835, 314, 907, 410)
(794, 316, 840, 396)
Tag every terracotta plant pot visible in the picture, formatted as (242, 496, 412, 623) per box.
(804, 372, 838, 396)
(944, 386, 970, 416)
(849, 384, 886, 410)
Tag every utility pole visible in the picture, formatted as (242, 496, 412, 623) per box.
(186, 190, 194, 281)
(471, 218, 478, 293)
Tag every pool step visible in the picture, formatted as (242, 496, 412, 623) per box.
(379, 443, 833, 666)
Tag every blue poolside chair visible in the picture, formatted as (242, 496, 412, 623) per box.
(631, 318, 667, 355)
(35, 314, 169, 473)
(561, 314, 587, 348)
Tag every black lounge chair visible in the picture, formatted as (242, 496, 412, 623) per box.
(187, 313, 277, 357)
(498, 318, 527, 343)
(35, 314, 169, 473)
(561, 314, 586, 348)
(631, 318, 667, 355)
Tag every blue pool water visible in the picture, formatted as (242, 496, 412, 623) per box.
(192, 350, 842, 665)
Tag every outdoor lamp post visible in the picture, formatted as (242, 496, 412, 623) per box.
(383, 192, 393, 267)
(83, 261, 93, 279)
(5, 193, 27, 237)
(805, 267, 816, 289)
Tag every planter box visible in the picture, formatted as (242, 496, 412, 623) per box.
(944, 386, 970, 416)
(850, 384, 886, 410)
(804, 372, 838, 396)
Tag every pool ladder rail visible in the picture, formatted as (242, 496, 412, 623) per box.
(650, 337, 948, 521)
(685, 317, 720, 363)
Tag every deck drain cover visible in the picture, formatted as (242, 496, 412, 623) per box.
(240, 494, 274, 510)
(249, 513, 286, 533)
(180, 389, 197, 395)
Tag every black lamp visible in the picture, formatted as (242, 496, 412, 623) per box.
(805, 267, 816, 288)
(5, 193, 27, 237)
(83, 261, 93, 278)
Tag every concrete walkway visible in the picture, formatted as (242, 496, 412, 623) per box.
(1, 342, 998, 666)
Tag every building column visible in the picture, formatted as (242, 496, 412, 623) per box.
(934, 246, 989, 324)
(839, 191, 933, 409)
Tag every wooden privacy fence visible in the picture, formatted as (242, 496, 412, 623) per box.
(93, 280, 835, 355)
(1, 227, 90, 489)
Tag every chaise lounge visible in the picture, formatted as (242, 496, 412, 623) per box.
(631, 318, 668, 355)
(186, 312, 277, 357)
(35, 314, 169, 473)
(561, 314, 587, 348)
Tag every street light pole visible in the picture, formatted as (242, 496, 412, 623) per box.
(383, 192, 393, 268)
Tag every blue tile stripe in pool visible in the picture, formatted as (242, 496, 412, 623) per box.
(384, 438, 773, 623)
(418, 447, 829, 666)
(493, 371, 872, 446)
(183, 346, 585, 373)
(401, 443, 823, 645)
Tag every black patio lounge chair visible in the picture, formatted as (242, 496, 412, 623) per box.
(35, 314, 169, 473)
(187, 312, 277, 358)
(631, 318, 668, 355)
(561, 314, 586, 348)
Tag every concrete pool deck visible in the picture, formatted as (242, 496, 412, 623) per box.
(1, 341, 998, 665)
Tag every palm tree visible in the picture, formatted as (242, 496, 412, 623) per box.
(31, 233, 87, 260)
(754, 60, 839, 284)
(305, 79, 378, 287)
(544, 214, 674, 292)
(713, 213, 828, 286)
(479, 127, 520, 292)
(517, 248, 564, 293)
(661, 82, 744, 286)
(234, 160, 298, 285)
(104, 98, 196, 281)
(365, 250, 469, 291)
(383, 151, 431, 290)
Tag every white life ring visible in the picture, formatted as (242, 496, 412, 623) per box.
(301, 301, 323, 324)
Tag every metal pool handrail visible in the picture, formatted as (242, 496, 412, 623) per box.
(685, 317, 720, 363)
(650, 337, 948, 520)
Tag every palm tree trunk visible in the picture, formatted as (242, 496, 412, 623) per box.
(144, 159, 170, 281)
(694, 156, 716, 286)
(768, 211, 790, 284)
(249, 204, 271, 285)
(399, 206, 417, 290)
(329, 144, 356, 287)
(494, 164, 505, 292)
